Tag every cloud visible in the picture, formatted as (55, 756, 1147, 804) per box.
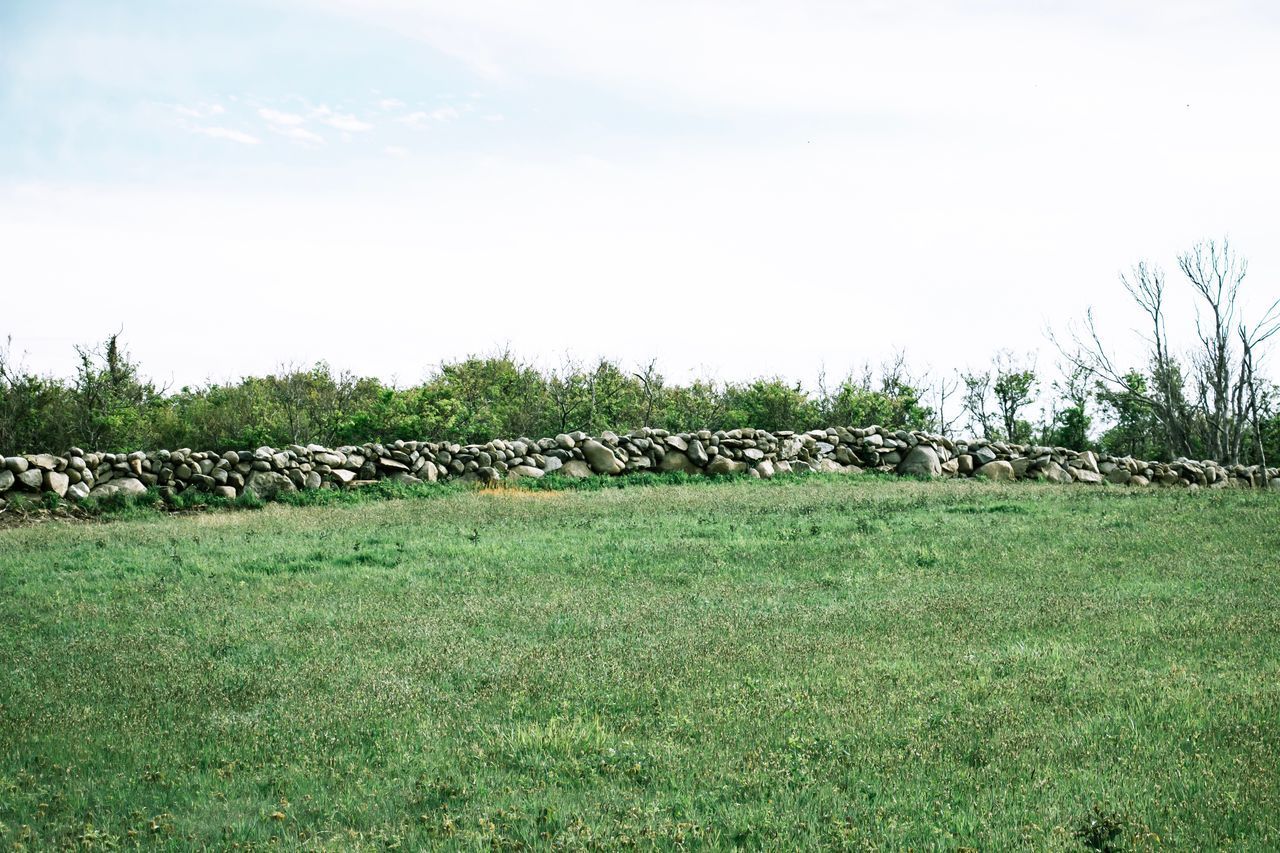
(258, 107, 306, 126)
(314, 106, 372, 132)
(273, 126, 326, 146)
(397, 111, 429, 128)
(302, 0, 1280, 132)
(173, 103, 225, 119)
(377, 98, 405, 111)
(397, 106, 460, 128)
(384, 145, 410, 158)
(194, 126, 260, 145)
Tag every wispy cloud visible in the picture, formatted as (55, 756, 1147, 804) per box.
(172, 103, 226, 119)
(273, 126, 325, 146)
(384, 145, 409, 158)
(314, 106, 372, 132)
(376, 98, 405, 111)
(194, 126, 260, 145)
(397, 111, 428, 128)
(397, 106, 460, 129)
(258, 107, 306, 126)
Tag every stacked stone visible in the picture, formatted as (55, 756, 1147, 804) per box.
(2, 425, 1278, 509)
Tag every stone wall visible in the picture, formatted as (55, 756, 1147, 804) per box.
(2, 426, 1278, 508)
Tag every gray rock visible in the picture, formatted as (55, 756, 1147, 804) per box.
(1105, 467, 1132, 485)
(707, 456, 747, 476)
(4, 456, 29, 474)
(89, 478, 148, 498)
(67, 481, 91, 501)
(1074, 468, 1104, 484)
(304, 470, 323, 490)
(17, 469, 43, 490)
(331, 468, 357, 485)
(972, 446, 998, 466)
(581, 439, 622, 475)
(541, 456, 562, 474)
(755, 459, 776, 479)
(244, 470, 298, 500)
(558, 459, 595, 478)
(658, 450, 699, 474)
(508, 464, 545, 479)
(44, 471, 69, 497)
(975, 460, 1015, 481)
(1036, 461, 1073, 484)
(0, 470, 12, 492)
(897, 445, 941, 478)
(687, 439, 709, 466)
(664, 435, 688, 452)
(30, 453, 59, 471)
(214, 485, 238, 499)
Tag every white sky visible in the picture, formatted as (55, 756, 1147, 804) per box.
(2, 0, 1278, 390)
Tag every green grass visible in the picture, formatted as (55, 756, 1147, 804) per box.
(1, 476, 1278, 849)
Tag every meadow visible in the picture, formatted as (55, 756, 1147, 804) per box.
(1, 475, 1277, 849)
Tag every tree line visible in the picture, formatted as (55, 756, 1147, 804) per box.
(2, 239, 1277, 464)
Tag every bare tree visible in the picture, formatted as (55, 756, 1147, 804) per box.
(1238, 306, 1280, 473)
(932, 372, 962, 438)
(633, 358, 665, 428)
(1057, 239, 1279, 464)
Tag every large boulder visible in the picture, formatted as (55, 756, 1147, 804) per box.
(17, 469, 43, 490)
(29, 453, 60, 471)
(0, 469, 12, 492)
(1074, 468, 1104, 484)
(975, 460, 1015, 481)
(244, 470, 298, 500)
(658, 450, 700, 474)
(89, 478, 148, 499)
(897, 445, 941, 478)
(558, 459, 595, 479)
(581, 439, 622, 475)
(1105, 467, 1132, 485)
(686, 439, 709, 466)
(972, 446, 998, 466)
(1035, 461, 1073, 484)
(44, 471, 69, 498)
(706, 456, 747, 476)
(508, 465, 545, 479)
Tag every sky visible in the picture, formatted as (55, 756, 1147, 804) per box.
(2, 0, 1278, 391)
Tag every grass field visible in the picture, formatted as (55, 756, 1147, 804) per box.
(1, 475, 1278, 849)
